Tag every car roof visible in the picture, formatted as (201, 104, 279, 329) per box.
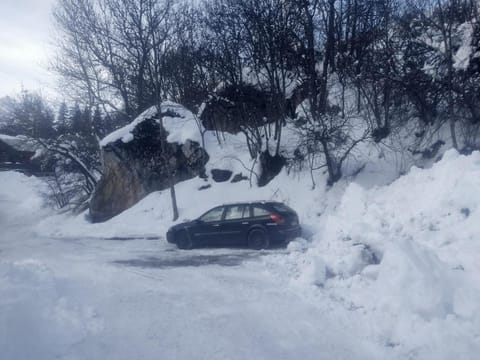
(221, 201, 281, 206)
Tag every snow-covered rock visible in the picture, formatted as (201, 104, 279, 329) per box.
(90, 102, 208, 222)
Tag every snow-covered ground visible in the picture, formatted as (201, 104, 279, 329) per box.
(1, 149, 480, 359)
(0, 171, 381, 360)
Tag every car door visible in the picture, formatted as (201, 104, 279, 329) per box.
(221, 204, 250, 245)
(192, 206, 225, 246)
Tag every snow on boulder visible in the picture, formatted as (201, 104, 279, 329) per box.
(99, 101, 202, 147)
(90, 102, 209, 222)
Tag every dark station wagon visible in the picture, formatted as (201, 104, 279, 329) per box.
(166, 201, 301, 250)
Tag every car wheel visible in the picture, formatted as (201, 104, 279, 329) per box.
(247, 229, 269, 250)
(176, 230, 193, 250)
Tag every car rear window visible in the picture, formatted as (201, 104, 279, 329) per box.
(252, 206, 271, 217)
(272, 204, 294, 213)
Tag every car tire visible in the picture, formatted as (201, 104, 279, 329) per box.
(176, 230, 193, 250)
(247, 229, 269, 250)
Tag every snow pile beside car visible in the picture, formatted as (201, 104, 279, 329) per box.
(305, 149, 480, 280)
(267, 150, 480, 357)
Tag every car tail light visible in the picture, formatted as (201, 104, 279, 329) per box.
(270, 214, 285, 225)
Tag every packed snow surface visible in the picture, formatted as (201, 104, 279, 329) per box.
(1, 149, 480, 359)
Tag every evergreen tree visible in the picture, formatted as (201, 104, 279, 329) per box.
(55, 101, 68, 136)
(92, 106, 104, 137)
(69, 103, 83, 135)
(0, 90, 55, 139)
(80, 106, 93, 137)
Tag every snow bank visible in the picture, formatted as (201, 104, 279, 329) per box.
(375, 239, 455, 319)
(263, 150, 480, 357)
(296, 149, 480, 296)
(0, 171, 48, 223)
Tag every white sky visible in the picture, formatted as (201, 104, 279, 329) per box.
(0, 0, 57, 98)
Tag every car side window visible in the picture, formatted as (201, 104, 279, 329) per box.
(199, 207, 224, 222)
(252, 206, 270, 218)
(224, 205, 247, 220)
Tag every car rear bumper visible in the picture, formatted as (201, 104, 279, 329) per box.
(274, 225, 301, 243)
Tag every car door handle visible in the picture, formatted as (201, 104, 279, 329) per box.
(241, 222, 249, 225)
(212, 224, 220, 227)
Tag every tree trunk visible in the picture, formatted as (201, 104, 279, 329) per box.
(169, 173, 179, 221)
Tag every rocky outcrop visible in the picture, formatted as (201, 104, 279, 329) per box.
(200, 84, 307, 134)
(89, 104, 208, 222)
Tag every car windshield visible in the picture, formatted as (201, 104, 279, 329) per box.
(198, 207, 224, 222)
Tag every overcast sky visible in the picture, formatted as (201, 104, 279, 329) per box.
(0, 0, 57, 99)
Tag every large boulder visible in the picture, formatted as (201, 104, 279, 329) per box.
(90, 102, 209, 222)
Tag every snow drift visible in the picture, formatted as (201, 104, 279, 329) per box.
(264, 149, 480, 358)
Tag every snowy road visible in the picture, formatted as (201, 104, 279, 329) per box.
(1, 231, 379, 359)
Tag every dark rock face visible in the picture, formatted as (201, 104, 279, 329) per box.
(90, 108, 209, 222)
(257, 151, 286, 187)
(200, 84, 307, 134)
(211, 168, 232, 182)
(372, 126, 390, 143)
(200, 84, 274, 134)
